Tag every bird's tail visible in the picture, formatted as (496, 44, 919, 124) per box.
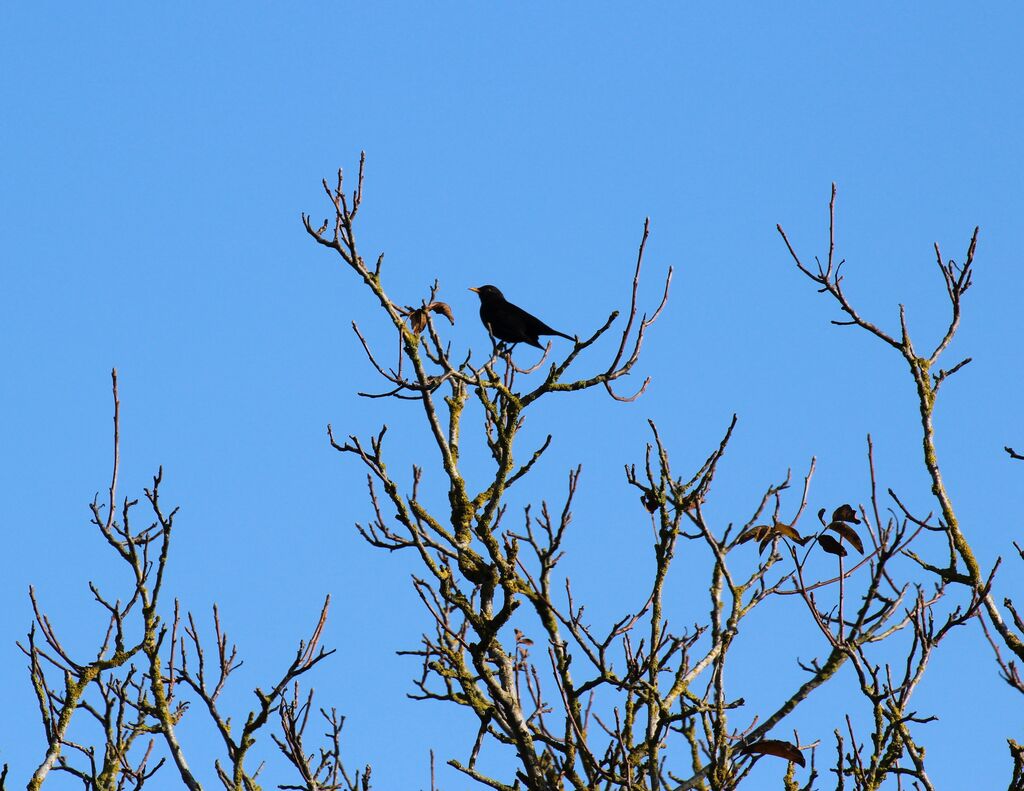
(554, 329, 576, 343)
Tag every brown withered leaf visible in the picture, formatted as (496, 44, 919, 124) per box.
(827, 520, 864, 554)
(738, 739, 806, 767)
(427, 301, 455, 325)
(818, 533, 848, 557)
(408, 308, 428, 334)
(737, 523, 802, 554)
(406, 302, 455, 335)
(773, 523, 802, 543)
(832, 503, 860, 524)
(737, 524, 773, 545)
(641, 491, 659, 513)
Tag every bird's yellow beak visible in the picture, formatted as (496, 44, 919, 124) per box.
(468, 287, 480, 293)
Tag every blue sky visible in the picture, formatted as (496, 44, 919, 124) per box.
(2, 3, 1023, 787)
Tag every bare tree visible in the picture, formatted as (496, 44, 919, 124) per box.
(5, 160, 1016, 790)
(13, 370, 361, 791)
(297, 158, 993, 789)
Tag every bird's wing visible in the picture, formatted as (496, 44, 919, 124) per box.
(505, 302, 572, 340)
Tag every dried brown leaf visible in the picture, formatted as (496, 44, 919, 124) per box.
(818, 533, 848, 557)
(832, 503, 860, 524)
(408, 308, 428, 334)
(773, 522, 802, 543)
(737, 524, 772, 545)
(738, 739, 806, 767)
(739, 522, 801, 553)
(827, 521, 864, 554)
(427, 301, 455, 325)
(641, 491, 659, 513)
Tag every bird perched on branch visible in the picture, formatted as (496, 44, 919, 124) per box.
(469, 285, 575, 350)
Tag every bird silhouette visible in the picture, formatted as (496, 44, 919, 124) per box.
(469, 285, 575, 350)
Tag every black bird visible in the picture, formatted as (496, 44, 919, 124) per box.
(469, 285, 575, 350)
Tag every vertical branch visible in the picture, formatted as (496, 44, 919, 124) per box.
(23, 370, 153, 791)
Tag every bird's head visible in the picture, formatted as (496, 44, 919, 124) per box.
(469, 284, 505, 302)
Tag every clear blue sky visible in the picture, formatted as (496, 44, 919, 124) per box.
(2, 3, 1023, 787)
